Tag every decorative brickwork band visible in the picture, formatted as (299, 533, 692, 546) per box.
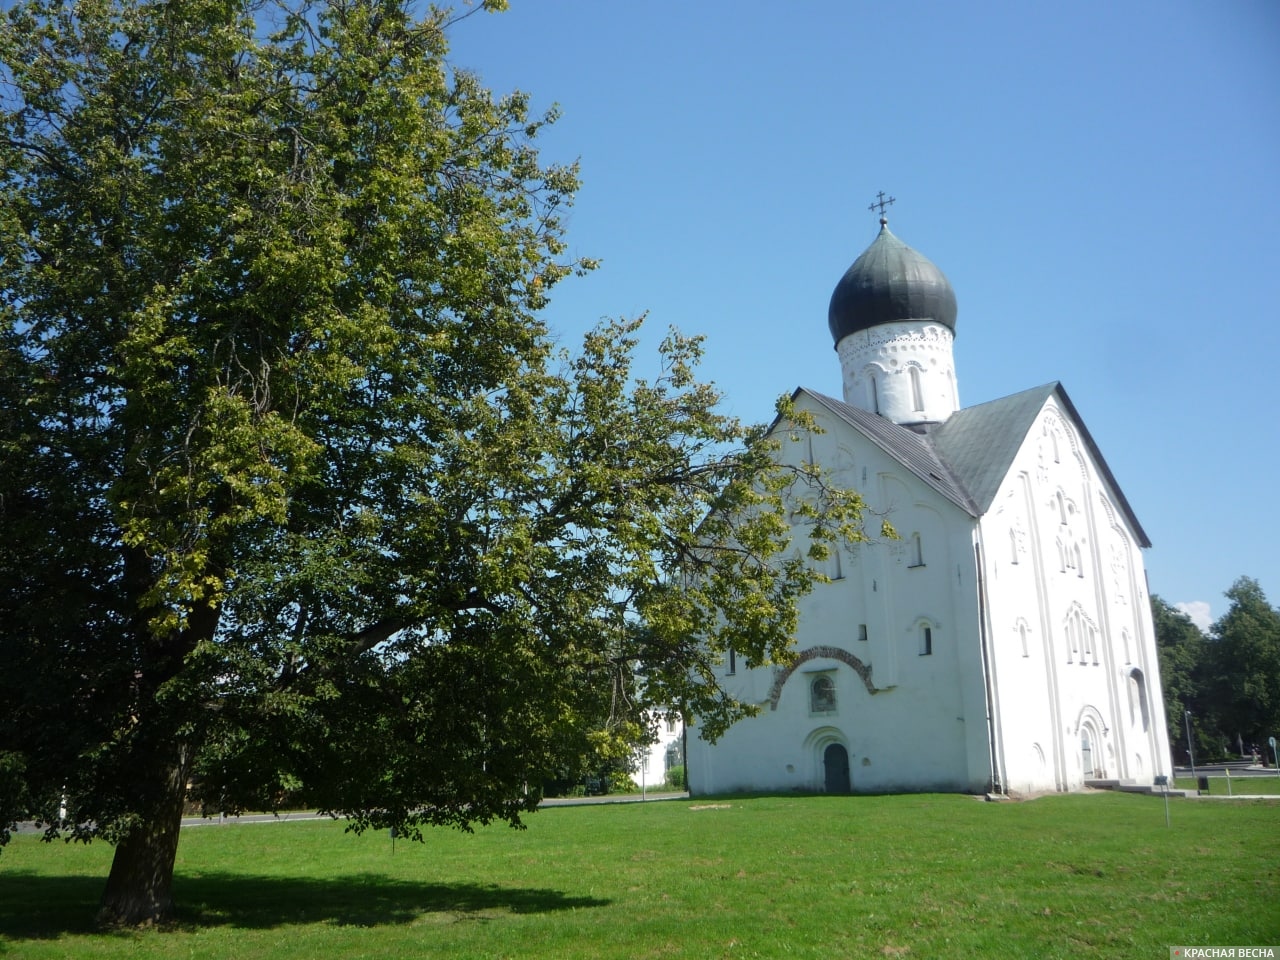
(768, 646, 877, 710)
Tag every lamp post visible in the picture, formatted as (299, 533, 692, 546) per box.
(1185, 710, 1197, 784)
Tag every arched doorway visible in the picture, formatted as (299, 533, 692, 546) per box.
(1081, 728, 1096, 778)
(824, 743, 850, 793)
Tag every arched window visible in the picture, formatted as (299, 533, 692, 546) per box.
(1018, 621, 1030, 658)
(1009, 528, 1019, 565)
(1057, 491, 1067, 525)
(1062, 606, 1100, 666)
(1074, 543, 1084, 578)
(909, 366, 924, 412)
(869, 375, 880, 414)
(1128, 670, 1150, 731)
(909, 532, 924, 568)
(919, 624, 933, 656)
(810, 675, 836, 714)
(727, 648, 736, 675)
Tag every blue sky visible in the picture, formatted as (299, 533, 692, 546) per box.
(447, 0, 1280, 629)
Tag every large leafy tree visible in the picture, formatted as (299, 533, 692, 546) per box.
(1203, 578, 1280, 752)
(1151, 595, 1207, 760)
(0, 0, 868, 926)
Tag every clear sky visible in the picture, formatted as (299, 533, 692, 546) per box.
(447, 0, 1280, 630)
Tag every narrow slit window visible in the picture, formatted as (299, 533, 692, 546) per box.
(909, 366, 924, 412)
(920, 626, 933, 656)
(857, 624, 868, 642)
(909, 533, 924, 568)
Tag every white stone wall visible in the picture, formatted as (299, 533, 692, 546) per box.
(631, 710, 684, 790)
(686, 389, 1170, 799)
(978, 398, 1171, 794)
(836, 321, 959, 424)
(688, 395, 992, 796)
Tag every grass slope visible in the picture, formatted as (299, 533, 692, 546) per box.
(2, 793, 1277, 959)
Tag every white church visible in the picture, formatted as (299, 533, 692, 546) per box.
(686, 210, 1172, 797)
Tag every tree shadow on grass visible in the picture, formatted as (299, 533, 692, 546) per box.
(0, 871, 610, 940)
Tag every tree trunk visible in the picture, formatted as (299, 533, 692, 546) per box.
(97, 758, 188, 927)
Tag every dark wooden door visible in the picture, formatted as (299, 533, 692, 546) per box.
(824, 743, 850, 793)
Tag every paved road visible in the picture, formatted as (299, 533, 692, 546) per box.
(183, 791, 692, 828)
(12, 792, 692, 835)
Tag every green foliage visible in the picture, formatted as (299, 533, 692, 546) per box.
(1151, 595, 1209, 758)
(605, 769, 636, 795)
(1154, 582, 1280, 760)
(0, 0, 867, 922)
(664, 764, 686, 790)
(1204, 578, 1280, 748)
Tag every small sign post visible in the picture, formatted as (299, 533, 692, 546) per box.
(1270, 736, 1277, 775)
(1154, 774, 1170, 827)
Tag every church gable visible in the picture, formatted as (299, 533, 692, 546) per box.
(976, 393, 1165, 792)
(790, 388, 977, 516)
(932, 383, 1149, 547)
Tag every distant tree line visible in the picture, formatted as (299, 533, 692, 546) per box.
(1153, 577, 1280, 765)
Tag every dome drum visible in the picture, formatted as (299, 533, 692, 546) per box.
(829, 220, 960, 424)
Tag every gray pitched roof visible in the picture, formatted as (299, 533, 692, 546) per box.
(929, 383, 1058, 514)
(794, 383, 1151, 548)
(802, 390, 978, 515)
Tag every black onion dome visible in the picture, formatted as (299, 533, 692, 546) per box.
(828, 220, 957, 345)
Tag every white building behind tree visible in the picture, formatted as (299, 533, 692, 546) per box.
(631, 709, 685, 790)
(687, 213, 1171, 796)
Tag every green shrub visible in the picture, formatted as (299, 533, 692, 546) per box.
(665, 764, 685, 790)
(608, 770, 637, 794)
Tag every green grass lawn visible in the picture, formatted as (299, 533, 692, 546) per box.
(1174, 775, 1280, 795)
(2, 792, 1277, 959)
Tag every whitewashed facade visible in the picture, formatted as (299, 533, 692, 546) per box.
(687, 220, 1171, 797)
(630, 710, 685, 790)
